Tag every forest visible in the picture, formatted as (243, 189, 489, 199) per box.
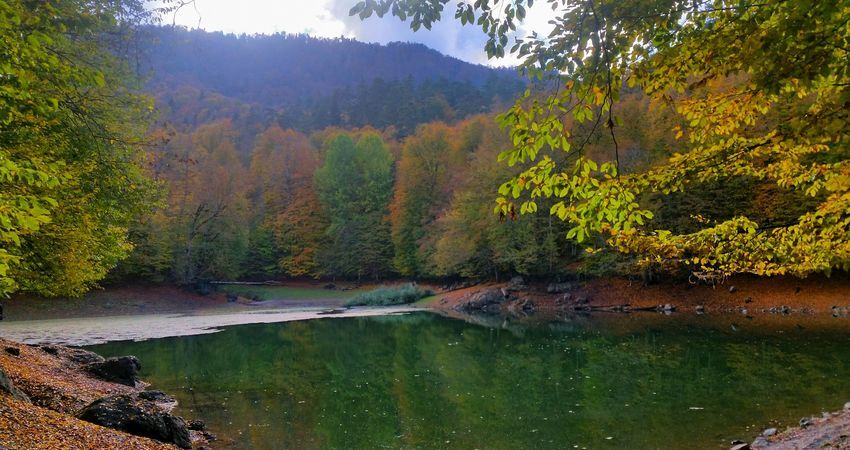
(2, 0, 848, 298)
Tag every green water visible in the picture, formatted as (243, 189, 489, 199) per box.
(89, 312, 850, 449)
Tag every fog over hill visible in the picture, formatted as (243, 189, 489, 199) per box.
(145, 26, 521, 107)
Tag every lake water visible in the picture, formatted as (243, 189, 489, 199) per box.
(89, 312, 850, 449)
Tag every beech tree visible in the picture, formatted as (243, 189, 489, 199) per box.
(1, 0, 156, 296)
(314, 132, 394, 279)
(354, 0, 850, 278)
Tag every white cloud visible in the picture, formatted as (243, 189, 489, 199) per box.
(159, 0, 558, 67)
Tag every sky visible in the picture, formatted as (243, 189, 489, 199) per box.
(161, 0, 554, 66)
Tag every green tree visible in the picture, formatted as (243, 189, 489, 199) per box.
(1, 0, 156, 296)
(315, 132, 394, 279)
(355, 0, 850, 278)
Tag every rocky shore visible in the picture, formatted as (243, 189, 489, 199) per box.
(0, 338, 213, 449)
(432, 272, 850, 318)
(733, 403, 850, 449)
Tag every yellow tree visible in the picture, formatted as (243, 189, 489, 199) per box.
(355, 0, 850, 278)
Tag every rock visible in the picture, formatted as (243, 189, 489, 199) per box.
(799, 417, 813, 428)
(695, 305, 705, 314)
(744, 297, 753, 303)
(138, 390, 178, 412)
(762, 428, 777, 437)
(575, 296, 589, 305)
(546, 282, 573, 294)
(86, 356, 141, 386)
(323, 283, 336, 290)
(460, 288, 507, 310)
(40, 345, 59, 355)
(730, 440, 750, 450)
(4, 347, 20, 357)
(0, 367, 30, 403)
(729, 286, 738, 293)
(188, 419, 206, 431)
(658, 304, 675, 312)
(78, 394, 191, 448)
(507, 276, 528, 291)
(226, 294, 238, 303)
(752, 436, 769, 447)
(843, 402, 850, 411)
(63, 347, 105, 365)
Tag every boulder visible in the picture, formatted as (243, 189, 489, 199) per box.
(40, 345, 59, 355)
(77, 394, 191, 449)
(461, 289, 506, 310)
(63, 347, 105, 365)
(138, 390, 179, 412)
(507, 276, 528, 291)
(86, 356, 141, 386)
(0, 367, 30, 403)
(546, 282, 573, 294)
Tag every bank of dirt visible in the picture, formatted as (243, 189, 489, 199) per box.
(430, 272, 850, 316)
(0, 338, 209, 449)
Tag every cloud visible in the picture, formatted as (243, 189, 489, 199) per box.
(160, 0, 557, 67)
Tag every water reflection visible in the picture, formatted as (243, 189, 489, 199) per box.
(90, 312, 850, 449)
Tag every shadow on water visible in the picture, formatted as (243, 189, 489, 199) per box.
(88, 311, 850, 449)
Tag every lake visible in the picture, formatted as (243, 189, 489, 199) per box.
(89, 312, 850, 449)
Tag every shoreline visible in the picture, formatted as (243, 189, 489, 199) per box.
(0, 306, 421, 347)
(0, 337, 211, 449)
(425, 272, 850, 317)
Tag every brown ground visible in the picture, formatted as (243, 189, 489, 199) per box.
(751, 404, 850, 449)
(430, 272, 850, 315)
(0, 338, 201, 449)
(0, 280, 372, 321)
(1, 284, 230, 321)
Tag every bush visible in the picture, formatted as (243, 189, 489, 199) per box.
(345, 284, 433, 307)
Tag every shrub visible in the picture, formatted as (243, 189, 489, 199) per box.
(345, 284, 433, 307)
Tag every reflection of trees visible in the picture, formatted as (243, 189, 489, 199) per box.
(91, 314, 850, 449)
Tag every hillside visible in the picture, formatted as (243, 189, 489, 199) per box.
(143, 27, 524, 135)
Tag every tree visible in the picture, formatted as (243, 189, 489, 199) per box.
(314, 132, 394, 279)
(1, 0, 156, 296)
(390, 122, 463, 276)
(248, 126, 325, 277)
(355, 0, 850, 278)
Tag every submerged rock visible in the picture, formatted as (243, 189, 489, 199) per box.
(85, 356, 141, 387)
(77, 393, 191, 448)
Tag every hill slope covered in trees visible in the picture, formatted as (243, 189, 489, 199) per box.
(144, 27, 524, 137)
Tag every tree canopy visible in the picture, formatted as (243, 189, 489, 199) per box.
(353, 0, 850, 278)
(1, 0, 157, 296)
